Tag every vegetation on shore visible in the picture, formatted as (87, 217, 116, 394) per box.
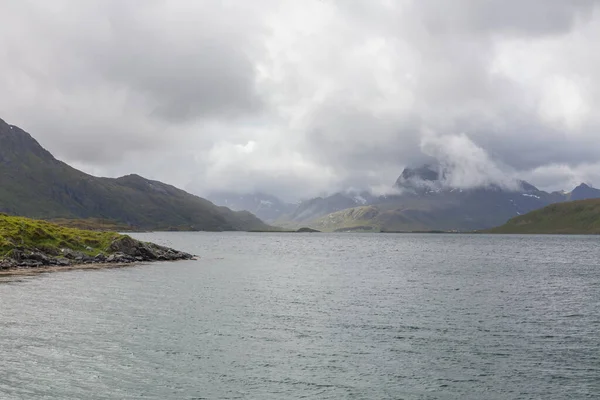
(487, 198, 600, 234)
(47, 218, 138, 232)
(0, 213, 122, 256)
(0, 213, 193, 270)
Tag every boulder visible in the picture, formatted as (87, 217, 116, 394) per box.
(108, 236, 140, 256)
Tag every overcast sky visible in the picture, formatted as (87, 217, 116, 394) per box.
(2, 0, 600, 201)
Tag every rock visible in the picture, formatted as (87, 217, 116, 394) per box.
(108, 236, 140, 256)
(108, 235, 193, 262)
(136, 244, 158, 260)
(61, 249, 86, 260)
(56, 258, 71, 266)
(0, 259, 16, 269)
(26, 252, 51, 265)
(6, 249, 24, 261)
(19, 259, 42, 268)
(81, 255, 95, 264)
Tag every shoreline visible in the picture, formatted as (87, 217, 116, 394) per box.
(0, 257, 197, 278)
(0, 261, 145, 277)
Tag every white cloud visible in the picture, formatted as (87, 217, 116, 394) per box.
(420, 131, 519, 190)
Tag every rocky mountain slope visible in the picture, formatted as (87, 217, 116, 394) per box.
(0, 118, 269, 231)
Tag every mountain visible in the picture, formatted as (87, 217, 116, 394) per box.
(309, 185, 557, 232)
(488, 198, 600, 234)
(287, 191, 377, 224)
(394, 164, 444, 193)
(279, 165, 600, 232)
(0, 118, 269, 231)
(568, 183, 600, 201)
(205, 192, 296, 223)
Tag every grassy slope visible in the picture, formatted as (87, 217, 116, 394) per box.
(308, 205, 432, 232)
(309, 206, 383, 232)
(488, 198, 600, 234)
(0, 214, 123, 257)
(48, 218, 135, 232)
(0, 120, 269, 231)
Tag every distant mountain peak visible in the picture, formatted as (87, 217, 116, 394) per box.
(395, 163, 541, 195)
(570, 182, 600, 201)
(398, 164, 441, 182)
(394, 164, 453, 195)
(0, 120, 57, 164)
(517, 180, 539, 193)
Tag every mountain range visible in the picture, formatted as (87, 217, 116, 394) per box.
(204, 192, 297, 223)
(4, 116, 599, 233)
(210, 164, 600, 232)
(0, 118, 269, 231)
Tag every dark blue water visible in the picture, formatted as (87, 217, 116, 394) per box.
(1, 233, 599, 399)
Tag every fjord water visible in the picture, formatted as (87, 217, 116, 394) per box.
(1, 233, 598, 399)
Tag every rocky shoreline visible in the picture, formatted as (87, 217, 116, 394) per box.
(0, 235, 195, 272)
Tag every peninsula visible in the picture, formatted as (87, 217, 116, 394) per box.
(0, 213, 194, 275)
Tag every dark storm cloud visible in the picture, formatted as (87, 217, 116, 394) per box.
(2, 0, 600, 200)
(82, 1, 265, 122)
(0, 0, 267, 162)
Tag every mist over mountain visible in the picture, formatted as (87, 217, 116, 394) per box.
(208, 162, 600, 232)
(204, 192, 296, 223)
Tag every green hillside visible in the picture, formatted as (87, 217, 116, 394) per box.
(0, 118, 269, 231)
(488, 198, 600, 234)
(0, 213, 121, 257)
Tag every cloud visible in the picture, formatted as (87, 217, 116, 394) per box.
(522, 162, 600, 192)
(420, 131, 519, 190)
(2, 0, 600, 200)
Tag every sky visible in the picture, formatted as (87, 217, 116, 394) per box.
(1, 0, 600, 201)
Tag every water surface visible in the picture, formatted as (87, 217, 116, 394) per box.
(1, 233, 599, 399)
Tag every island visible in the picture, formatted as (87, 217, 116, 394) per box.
(296, 227, 321, 233)
(0, 213, 194, 274)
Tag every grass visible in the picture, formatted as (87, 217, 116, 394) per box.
(0, 213, 124, 257)
(48, 218, 138, 232)
(488, 198, 600, 234)
(310, 206, 382, 232)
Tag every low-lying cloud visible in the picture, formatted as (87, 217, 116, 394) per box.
(420, 132, 520, 190)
